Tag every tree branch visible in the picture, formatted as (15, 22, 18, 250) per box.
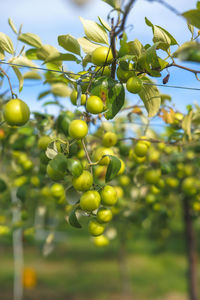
(0, 67, 16, 99)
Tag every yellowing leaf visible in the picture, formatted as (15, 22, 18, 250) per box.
(182, 110, 193, 141)
(80, 17, 109, 45)
(78, 37, 100, 54)
(8, 18, 17, 34)
(0, 32, 14, 54)
(139, 77, 161, 118)
(9, 56, 38, 68)
(18, 33, 43, 48)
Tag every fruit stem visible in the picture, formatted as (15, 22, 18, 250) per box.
(0, 66, 17, 99)
(81, 139, 93, 175)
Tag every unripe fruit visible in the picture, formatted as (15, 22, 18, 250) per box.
(126, 76, 143, 94)
(102, 132, 117, 147)
(116, 66, 132, 83)
(97, 208, 112, 223)
(70, 90, 86, 106)
(93, 147, 114, 165)
(88, 219, 105, 236)
(3, 98, 30, 126)
(93, 235, 109, 247)
(30, 176, 40, 187)
(114, 186, 124, 198)
(38, 136, 52, 150)
(91, 47, 113, 66)
(46, 164, 64, 181)
(80, 190, 101, 212)
(182, 177, 197, 196)
(134, 142, 148, 157)
(145, 194, 156, 204)
(144, 169, 161, 185)
(119, 175, 130, 186)
(68, 120, 88, 139)
(95, 66, 111, 77)
(51, 183, 65, 198)
(72, 170, 93, 191)
(86, 95, 104, 114)
(166, 177, 179, 188)
(139, 136, 151, 148)
(101, 185, 117, 206)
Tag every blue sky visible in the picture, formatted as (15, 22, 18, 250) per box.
(0, 0, 200, 116)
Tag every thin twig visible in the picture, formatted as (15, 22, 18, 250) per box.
(0, 67, 17, 98)
(81, 138, 93, 174)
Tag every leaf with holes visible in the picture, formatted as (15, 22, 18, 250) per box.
(106, 155, 121, 182)
(91, 77, 125, 120)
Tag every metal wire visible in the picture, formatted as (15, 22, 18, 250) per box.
(0, 60, 200, 91)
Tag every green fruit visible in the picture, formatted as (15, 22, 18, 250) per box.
(145, 194, 156, 204)
(70, 90, 86, 106)
(30, 176, 40, 187)
(144, 169, 161, 185)
(86, 95, 104, 114)
(51, 183, 65, 198)
(93, 147, 114, 165)
(102, 132, 117, 147)
(93, 235, 109, 247)
(38, 136, 52, 150)
(88, 219, 105, 236)
(3, 99, 30, 126)
(46, 164, 64, 181)
(91, 47, 113, 66)
(97, 208, 112, 223)
(117, 66, 132, 83)
(72, 170, 93, 191)
(119, 175, 130, 186)
(80, 190, 101, 212)
(182, 177, 197, 196)
(68, 120, 88, 139)
(134, 142, 148, 157)
(126, 76, 143, 94)
(66, 159, 83, 178)
(166, 177, 179, 188)
(101, 185, 117, 206)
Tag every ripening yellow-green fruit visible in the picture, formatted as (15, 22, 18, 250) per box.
(3, 98, 30, 126)
(70, 90, 87, 106)
(91, 47, 113, 66)
(102, 132, 118, 147)
(86, 95, 104, 114)
(93, 147, 114, 165)
(68, 120, 88, 139)
(126, 76, 143, 94)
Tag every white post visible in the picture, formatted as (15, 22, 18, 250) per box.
(12, 190, 24, 300)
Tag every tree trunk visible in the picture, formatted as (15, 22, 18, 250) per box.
(183, 196, 198, 300)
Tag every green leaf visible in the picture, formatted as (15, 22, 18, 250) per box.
(18, 127, 34, 135)
(42, 101, 58, 107)
(58, 34, 80, 55)
(8, 18, 17, 34)
(9, 56, 38, 68)
(18, 33, 43, 48)
(66, 159, 83, 178)
(38, 90, 51, 100)
(98, 17, 111, 31)
(173, 41, 200, 62)
(105, 155, 121, 182)
(102, 0, 120, 9)
(128, 39, 143, 57)
(78, 37, 100, 55)
(49, 153, 68, 173)
(0, 32, 14, 54)
(182, 9, 200, 29)
(37, 45, 59, 61)
(25, 48, 38, 60)
(197, 1, 200, 9)
(187, 22, 194, 37)
(23, 71, 42, 80)
(0, 47, 5, 60)
(80, 17, 109, 45)
(69, 207, 82, 228)
(91, 77, 125, 119)
(118, 32, 129, 57)
(12, 67, 24, 92)
(45, 52, 80, 64)
(139, 77, 161, 118)
(182, 110, 193, 141)
(51, 83, 71, 97)
(145, 17, 178, 50)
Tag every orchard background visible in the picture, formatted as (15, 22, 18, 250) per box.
(0, 0, 200, 300)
